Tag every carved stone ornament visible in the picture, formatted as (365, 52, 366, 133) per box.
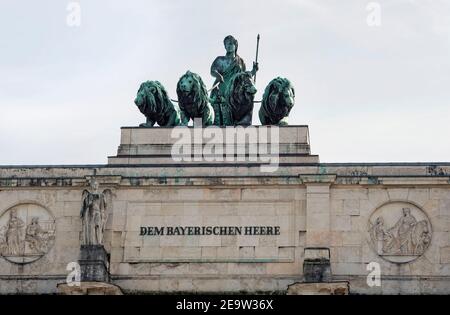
(0, 203, 56, 264)
(368, 201, 432, 263)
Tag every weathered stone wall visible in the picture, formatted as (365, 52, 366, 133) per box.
(0, 164, 448, 294)
(0, 127, 449, 294)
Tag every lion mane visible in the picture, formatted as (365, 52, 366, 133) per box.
(259, 77, 295, 126)
(134, 81, 180, 127)
(176, 71, 214, 126)
(226, 72, 256, 126)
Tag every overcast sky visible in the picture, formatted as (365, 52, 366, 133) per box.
(0, 0, 449, 165)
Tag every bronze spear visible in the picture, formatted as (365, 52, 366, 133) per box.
(254, 34, 260, 84)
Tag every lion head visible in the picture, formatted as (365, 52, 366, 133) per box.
(260, 77, 295, 125)
(226, 72, 257, 124)
(176, 71, 209, 118)
(135, 81, 172, 116)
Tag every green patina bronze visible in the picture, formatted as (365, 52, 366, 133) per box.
(134, 81, 181, 127)
(225, 72, 257, 126)
(133, 35, 298, 127)
(210, 35, 258, 126)
(259, 77, 295, 126)
(176, 71, 214, 126)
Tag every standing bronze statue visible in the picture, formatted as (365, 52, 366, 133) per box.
(210, 35, 259, 126)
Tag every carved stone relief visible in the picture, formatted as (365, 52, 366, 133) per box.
(368, 201, 432, 263)
(0, 203, 56, 264)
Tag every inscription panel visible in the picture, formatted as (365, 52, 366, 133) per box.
(123, 201, 298, 262)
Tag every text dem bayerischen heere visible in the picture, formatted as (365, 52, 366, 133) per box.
(140, 226, 280, 236)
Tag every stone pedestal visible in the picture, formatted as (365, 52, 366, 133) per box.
(108, 125, 319, 165)
(79, 245, 110, 282)
(57, 282, 123, 295)
(303, 248, 332, 283)
(287, 282, 349, 295)
(290, 248, 350, 295)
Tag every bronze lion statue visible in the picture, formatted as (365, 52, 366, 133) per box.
(134, 81, 181, 127)
(176, 71, 214, 126)
(259, 77, 295, 126)
(225, 72, 257, 126)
